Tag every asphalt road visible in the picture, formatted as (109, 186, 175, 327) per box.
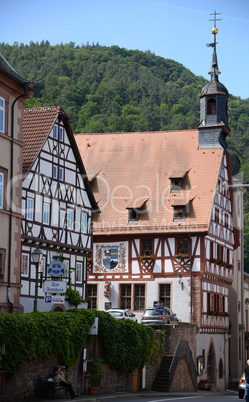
(10, 388, 239, 402)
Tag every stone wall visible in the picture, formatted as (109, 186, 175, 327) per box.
(0, 323, 197, 400)
(169, 358, 196, 392)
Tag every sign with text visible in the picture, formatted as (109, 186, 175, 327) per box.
(47, 260, 65, 277)
(44, 280, 67, 294)
(45, 295, 65, 304)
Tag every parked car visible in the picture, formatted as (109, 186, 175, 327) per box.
(141, 306, 179, 328)
(106, 309, 137, 322)
(238, 373, 245, 399)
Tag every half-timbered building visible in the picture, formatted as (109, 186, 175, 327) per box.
(75, 27, 240, 389)
(20, 106, 98, 313)
(0, 53, 35, 313)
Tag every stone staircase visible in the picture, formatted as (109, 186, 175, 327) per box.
(152, 355, 173, 392)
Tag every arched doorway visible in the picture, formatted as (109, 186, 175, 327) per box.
(207, 343, 216, 384)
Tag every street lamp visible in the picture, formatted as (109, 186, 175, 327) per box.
(177, 274, 184, 290)
(31, 246, 43, 312)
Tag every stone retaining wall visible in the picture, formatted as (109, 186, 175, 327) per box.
(0, 323, 197, 400)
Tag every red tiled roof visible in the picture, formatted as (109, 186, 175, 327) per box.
(23, 106, 61, 175)
(75, 130, 223, 235)
(22, 106, 99, 211)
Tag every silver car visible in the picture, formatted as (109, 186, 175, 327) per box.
(141, 306, 178, 328)
(107, 309, 137, 322)
(238, 373, 245, 399)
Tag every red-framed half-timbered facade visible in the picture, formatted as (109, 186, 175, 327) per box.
(75, 26, 241, 389)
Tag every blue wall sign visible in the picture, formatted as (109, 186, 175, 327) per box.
(47, 260, 65, 277)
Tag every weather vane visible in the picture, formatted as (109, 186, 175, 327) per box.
(206, 10, 222, 48)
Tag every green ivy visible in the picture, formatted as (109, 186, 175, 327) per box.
(0, 309, 155, 379)
(95, 311, 155, 373)
(0, 310, 95, 379)
(65, 286, 83, 308)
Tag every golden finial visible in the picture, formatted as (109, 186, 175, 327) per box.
(209, 10, 222, 35)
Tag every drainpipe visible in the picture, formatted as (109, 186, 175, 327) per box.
(7, 83, 28, 312)
(189, 234, 193, 323)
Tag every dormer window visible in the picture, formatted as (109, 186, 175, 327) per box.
(173, 206, 185, 221)
(207, 98, 216, 115)
(171, 178, 182, 193)
(171, 194, 195, 222)
(128, 208, 140, 224)
(169, 170, 188, 193)
(126, 198, 149, 225)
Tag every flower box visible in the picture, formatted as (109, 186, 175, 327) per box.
(198, 381, 212, 391)
(209, 310, 230, 317)
(174, 253, 189, 259)
(138, 255, 154, 260)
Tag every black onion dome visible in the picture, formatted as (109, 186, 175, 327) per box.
(201, 78, 228, 97)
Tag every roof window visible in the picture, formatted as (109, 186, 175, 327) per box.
(126, 198, 148, 225)
(169, 170, 188, 193)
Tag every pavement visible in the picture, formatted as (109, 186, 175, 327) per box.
(11, 388, 239, 402)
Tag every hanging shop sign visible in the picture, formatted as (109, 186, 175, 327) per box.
(47, 260, 65, 277)
(43, 280, 67, 294)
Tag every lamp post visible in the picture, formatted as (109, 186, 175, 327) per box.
(31, 246, 43, 312)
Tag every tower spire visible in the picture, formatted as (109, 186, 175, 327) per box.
(207, 10, 222, 79)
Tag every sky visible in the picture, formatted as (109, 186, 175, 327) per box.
(1, 0, 249, 99)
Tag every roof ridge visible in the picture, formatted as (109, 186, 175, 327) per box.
(75, 129, 198, 136)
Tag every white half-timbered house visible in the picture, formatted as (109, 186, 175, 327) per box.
(75, 28, 241, 390)
(20, 106, 98, 313)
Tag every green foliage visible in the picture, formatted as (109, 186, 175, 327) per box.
(95, 310, 155, 373)
(88, 357, 104, 386)
(0, 42, 206, 134)
(0, 309, 155, 379)
(65, 286, 83, 308)
(0, 309, 95, 379)
(146, 335, 165, 367)
(1, 41, 249, 267)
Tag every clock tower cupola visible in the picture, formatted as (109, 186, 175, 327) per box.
(198, 11, 229, 150)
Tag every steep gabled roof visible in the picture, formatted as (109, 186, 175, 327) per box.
(23, 106, 60, 175)
(75, 130, 224, 235)
(0, 52, 36, 91)
(22, 106, 98, 211)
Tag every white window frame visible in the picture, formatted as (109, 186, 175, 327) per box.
(76, 262, 83, 283)
(27, 198, 34, 221)
(39, 256, 46, 274)
(0, 97, 5, 134)
(81, 212, 88, 233)
(0, 172, 4, 209)
(53, 125, 58, 139)
(53, 165, 58, 179)
(59, 167, 64, 181)
(43, 202, 50, 225)
(21, 253, 29, 276)
(67, 209, 74, 230)
(59, 127, 64, 141)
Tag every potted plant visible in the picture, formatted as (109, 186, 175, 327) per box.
(88, 358, 104, 395)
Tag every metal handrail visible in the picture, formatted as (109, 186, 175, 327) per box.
(168, 340, 197, 390)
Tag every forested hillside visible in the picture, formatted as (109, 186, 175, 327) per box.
(1, 41, 249, 268)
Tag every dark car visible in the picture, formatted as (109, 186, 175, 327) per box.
(238, 373, 245, 399)
(141, 306, 178, 328)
